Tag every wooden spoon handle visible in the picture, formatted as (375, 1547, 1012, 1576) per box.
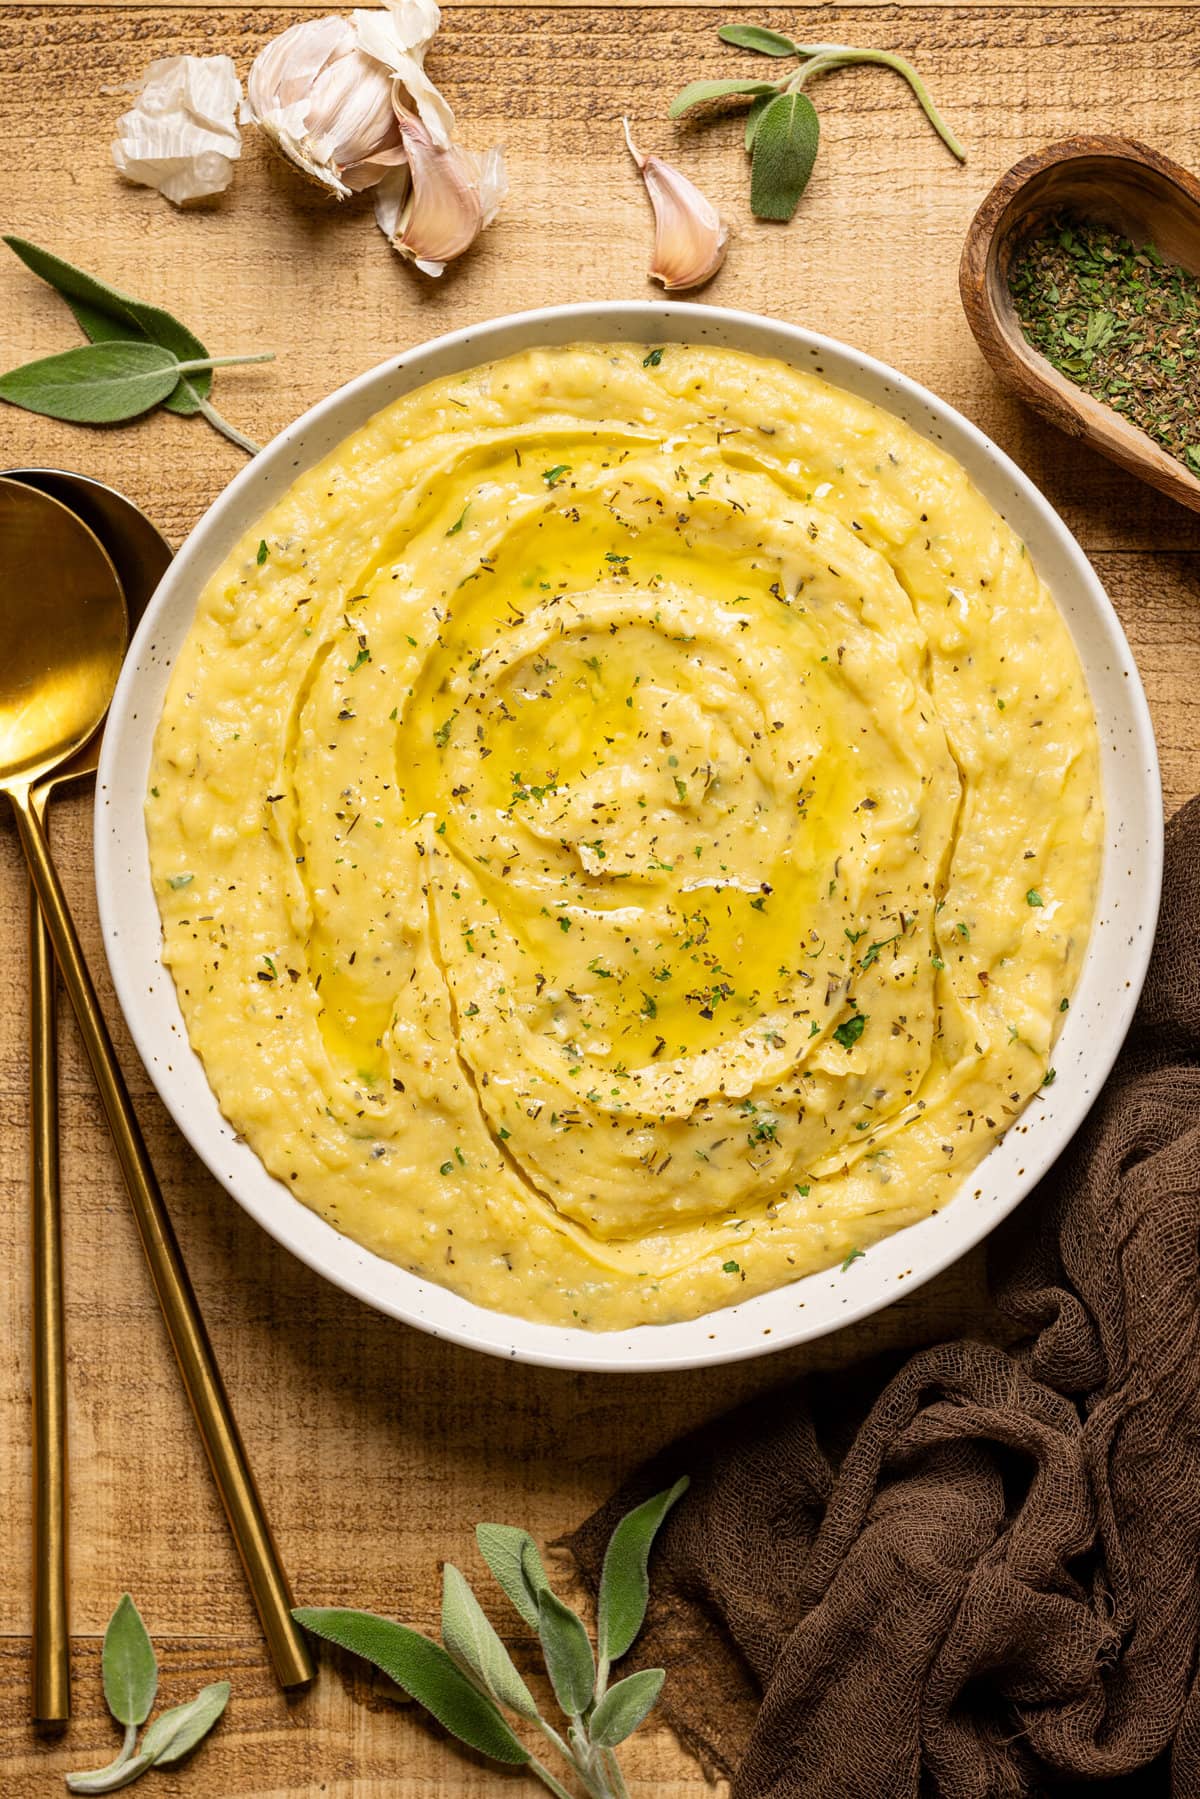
(10, 787, 314, 1693)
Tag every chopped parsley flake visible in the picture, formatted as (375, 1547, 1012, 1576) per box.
(643, 348, 665, 368)
(256, 540, 269, 565)
(1026, 889, 1045, 907)
(833, 1014, 867, 1051)
(167, 873, 193, 890)
(542, 464, 572, 487)
(841, 1247, 865, 1271)
(722, 1259, 740, 1274)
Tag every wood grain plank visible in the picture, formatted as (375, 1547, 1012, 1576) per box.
(1, 3, 1197, 1793)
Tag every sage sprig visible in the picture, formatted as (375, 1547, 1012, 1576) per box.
(1, 236, 274, 454)
(295, 1477, 688, 1799)
(671, 25, 966, 222)
(65, 1594, 229, 1793)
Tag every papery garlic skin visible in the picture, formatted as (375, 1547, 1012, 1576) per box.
(373, 115, 507, 275)
(111, 56, 243, 206)
(246, 16, 402, 197)
(353, 0, 455, 149)
(624, 119, 728, 292)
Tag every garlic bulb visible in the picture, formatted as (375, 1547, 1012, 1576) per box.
(624, 120, 728, 292)
(246, 15, 402, 196)
(111, 56, 244, 206)
(373, 113, 507, 275)
(246, 0, 506, 273)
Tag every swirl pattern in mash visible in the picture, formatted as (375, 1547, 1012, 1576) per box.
(148, 343, 1102, 1328)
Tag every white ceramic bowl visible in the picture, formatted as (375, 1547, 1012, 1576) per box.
(95, 302, 1162, 1372)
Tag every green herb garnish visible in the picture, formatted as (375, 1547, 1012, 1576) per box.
(832, 1013, 866, 1050)
(671, 28, 965, 222)
(1, 237, 273, 454)
(542, 465, 572, 487)
(294, 1482, 687, 1799)
(65, 1594, 228, 1792)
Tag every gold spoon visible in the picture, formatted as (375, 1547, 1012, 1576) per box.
(2, 468, 171, 1724)
(0, 478, 314, 1697)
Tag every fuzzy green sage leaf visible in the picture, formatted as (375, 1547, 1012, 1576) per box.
(536, 1588, 595, 1717)
(745, 92, 773, 150)
(0, 342, 187, 424)
(669, 76, 779, 118)
(589, 1667, 666, 1747)
(294, 1607, 531, 1765)
(718, 22, 801, 56)
(139, 1682, 230, 1768)
(750, 92, 820, 221)
(597, 1477, 689, 1664)
(3, 234, 213, 418)
(102, 1594, 157, 1728)
(475, 1522, 548, 1631)
(2, 236, 272, 453)
(66, 1596, 228, 1794)
(441, 1564, 540, 1721)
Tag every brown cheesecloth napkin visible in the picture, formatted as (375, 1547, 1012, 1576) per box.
(569, 793, 1200, 1798)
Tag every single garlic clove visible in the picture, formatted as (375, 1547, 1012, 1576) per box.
(246, 15, 401, 197)
(624, 119, 729, 292)
(111, 55, 244, 206)
(374, 109, 507, 275)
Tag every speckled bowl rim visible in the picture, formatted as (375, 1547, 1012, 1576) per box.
(95, 301, 1163, 1372)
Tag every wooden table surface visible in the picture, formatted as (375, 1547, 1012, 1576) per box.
(2, 2, 1198, 1793)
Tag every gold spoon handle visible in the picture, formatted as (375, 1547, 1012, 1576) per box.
(11, 788, 315, 1692)
(29, 820, 70, 1723)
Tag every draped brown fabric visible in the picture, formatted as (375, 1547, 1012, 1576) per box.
(568, 794, 1200, 1798)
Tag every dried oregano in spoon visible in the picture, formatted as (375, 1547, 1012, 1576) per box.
(1009, 213, 1200, 474)
(671, 24, 965, 221)
(295, 1479, 687, 1799)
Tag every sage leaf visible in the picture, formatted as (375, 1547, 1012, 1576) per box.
(718, 23, 801, 56)
(102, 1593, 158, 1728)
(440, 1565, 540, 1721)
(597, 1478, 689, 1665)
(139, 1681, 230, 1767)
(669, 77, 779, 118)
(3, 235, 212, 417)
(536, 1589, 595, 1718)
(294, 1607, 530, 1765)
(745, 93, 773, 150)
(64, 1752, 153, 1794)
(476, 1523, 549, 1631)
(0, 341, 186, 425)
(589, 1668, 666, 1748)
(750, 92, 821, 221)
